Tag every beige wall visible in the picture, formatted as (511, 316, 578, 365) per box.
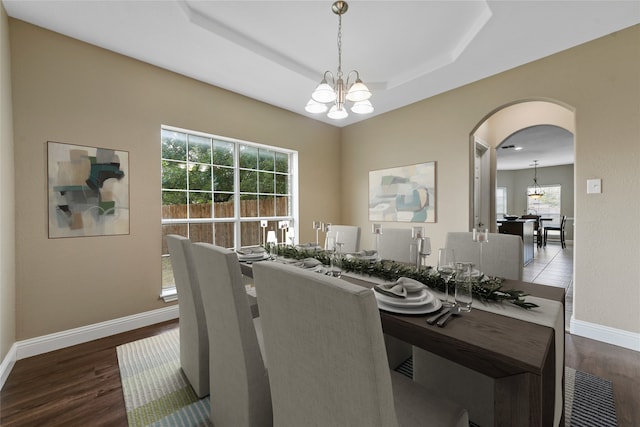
(0, 5, 16, 362)
(9, 19, 340, 340)
(341, 25, 640, 335)
(5, 17, 640, 345)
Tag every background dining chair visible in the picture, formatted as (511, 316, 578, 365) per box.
(324, 224, 360, 253)
(192, 243, 272, 427)
(544, 215, 567, 248)
(445, 231, 523, 280)
(166, 235, 209, 398)
(253, 262, 468, 427)
(377, 227, 415, 263)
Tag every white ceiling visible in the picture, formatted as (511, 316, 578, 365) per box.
(4, 0, 639, 130)
(496, 125, 574, 171)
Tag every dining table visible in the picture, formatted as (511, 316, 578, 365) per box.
(240, 259, 565, 427)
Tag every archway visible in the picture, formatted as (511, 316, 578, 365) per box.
(469, 99, 575, 232)
(470, 99, 576, 327)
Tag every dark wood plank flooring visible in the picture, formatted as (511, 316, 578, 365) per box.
(2, 320, 638, 426)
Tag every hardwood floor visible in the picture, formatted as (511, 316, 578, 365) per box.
(0, 321, 177, 427)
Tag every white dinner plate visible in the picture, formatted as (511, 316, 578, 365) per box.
(374, 288, 435, 307)
(238, 253, 270, 262)
(374, 293, 442, 314)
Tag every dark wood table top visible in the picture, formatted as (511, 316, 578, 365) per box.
(341, 274, 564, 378)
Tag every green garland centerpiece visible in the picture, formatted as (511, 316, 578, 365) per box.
(270, 244, 538, 309)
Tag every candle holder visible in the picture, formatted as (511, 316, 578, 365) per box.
(472, 228, 489, 276)
(260, 220, 268, 247)
(419, 237, 431, 270)
(372, 223, 382, 256)
(279, 220, 289, 246)
(266, 230, 278, 260)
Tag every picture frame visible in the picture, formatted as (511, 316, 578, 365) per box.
(47, 141, 129, 238)
(368, 161, 436, 223)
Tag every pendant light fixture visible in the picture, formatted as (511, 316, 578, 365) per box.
(305, 1, 373, 120)
(528, 160, 544, 199)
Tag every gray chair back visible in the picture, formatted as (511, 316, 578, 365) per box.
(253, 262, 469, 427)
(378, 228, 414, 263)
(192, 243, 272, 427)
(445, 231, 523, 280)
(325, 224, 360, 253)
(253, 261, 399, 427)
(166, 235, 209, 397)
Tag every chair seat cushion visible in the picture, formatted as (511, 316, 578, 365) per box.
(390, 371, 468, 427)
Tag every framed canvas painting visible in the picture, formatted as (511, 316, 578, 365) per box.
(47, 141, 129, 238)
(369, 161, 436, 223)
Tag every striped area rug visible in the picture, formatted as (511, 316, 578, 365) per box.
(118, 330, 617, 427)
(396, 358, 617, 427)
(116, 329, 211, 427)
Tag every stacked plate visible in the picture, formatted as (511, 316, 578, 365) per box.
(236, 247, 269, 262)
(373, 279, 442, 314)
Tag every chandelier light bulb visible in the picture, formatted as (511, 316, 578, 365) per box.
(311, 79, 337, 103)
(327, 104, 348, 119)
(346, 79, 372, 102)
(305, 98, 329, 114)
(351, 99, 374, 114)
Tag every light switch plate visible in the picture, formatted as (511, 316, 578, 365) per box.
(587, 178, 602, 194)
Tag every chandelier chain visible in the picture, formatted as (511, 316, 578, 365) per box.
(337, 13, 343, 78)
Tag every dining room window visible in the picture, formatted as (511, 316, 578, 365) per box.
(527, 184, 561, 222)
(160, 125, 298, 294)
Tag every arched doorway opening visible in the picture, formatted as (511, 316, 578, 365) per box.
(470, 99, 576, 325)
(470, 99, 575, 231)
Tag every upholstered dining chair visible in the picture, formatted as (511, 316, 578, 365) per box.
(191, 243, 272, 427)
(166, 235, 209, 398)
(544, 215, 567, 248)
(445, 231, 523, 280)
(377, 227, 415, 263)
(252, 262, 468, 427)
(325, 224, 360, 253)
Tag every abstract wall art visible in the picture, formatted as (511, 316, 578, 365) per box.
(369, 161, 436, 223)
(47, 141, 129, 238)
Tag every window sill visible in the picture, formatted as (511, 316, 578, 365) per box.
(160, 287, 178, 303)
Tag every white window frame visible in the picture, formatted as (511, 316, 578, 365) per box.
(160, 125, 298, 298)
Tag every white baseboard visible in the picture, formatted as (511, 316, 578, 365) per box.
(570, 316, 640, 352)
(1, 305, 179, 390)
(13, 305, 179, 361)
(0, 342, 17, 390)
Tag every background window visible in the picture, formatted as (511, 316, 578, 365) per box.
(496, 186, 507, 220)
(161, 126, 297, 293)
(527, 185, 561, 222)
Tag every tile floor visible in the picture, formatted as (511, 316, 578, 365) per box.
(523, 240, 574, 330)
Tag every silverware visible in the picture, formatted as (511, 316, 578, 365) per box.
(437, 305, 461, 327)
(425, 307, 450, 325)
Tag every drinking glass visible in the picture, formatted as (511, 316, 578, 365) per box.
(335, 232, 345, 254)
(455, 262, 473, 312)
(313, 221, 322, 245)
(409, 242, 419, 269)
(437, 248, 456, 307)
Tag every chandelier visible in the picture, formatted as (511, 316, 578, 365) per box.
(304, 1, 373, 120)
(528, 160, 544, 199)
